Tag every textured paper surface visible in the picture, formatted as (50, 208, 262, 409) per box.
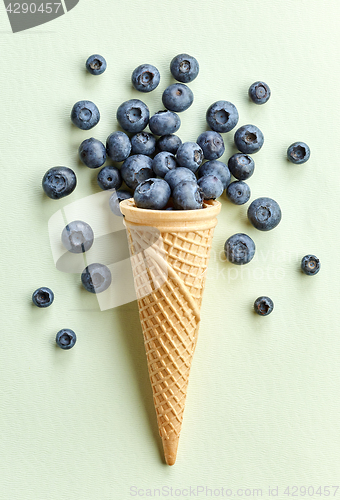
(0, 0, 339, 498)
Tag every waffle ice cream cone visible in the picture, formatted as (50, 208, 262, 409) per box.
(120, 199, 221, 465)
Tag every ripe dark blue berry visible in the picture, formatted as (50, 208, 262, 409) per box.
(157, 134, 182, 155)
(170, 53, 199, 83)
(121, 155, 154, 190)
(86, 54, 107, 75)
(197, 131, 225, 160)
(97, 166, 122, 191)
(109, 189, 132, 216)
(164, 167, 196, 192)
(197, 175, 224, 200)
(254, 296, 274, 316)
(79, 138, 106, 169)
(287, 142, 310, 164)
(162, 83, 194, 112)
(131, 64, 160, 92)
(134, 178, 171, 210)
(56, 329, 77, 350)
(131, 132, 156, 156)
(172, 181, 203, 210)
(106, 131, 131, 162)
(206, 101, 239, 133)
(61, 220, 94, 253)
(301, 255, 320, 276)
(71, 100, 100, 130)
(224, 233, 255, 265)
(228, 153, 255, 180)
(32, 287, 54, 308)
(81, 263, 112, 293)
(226, 181, 251, 205)
(42, 167, 77, 200)
(152, 152, 177, 178)
(117, 99, 149, 133)
(197, 160, 231, 189)
(149, 110, 181, 136)
(176, 142, 203, 172)
(234, 124, 264, 154)
(248, 81, 271, 104)
(247, 197, 281, 231)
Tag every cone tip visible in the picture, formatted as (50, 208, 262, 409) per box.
(162, 435, 179, 466)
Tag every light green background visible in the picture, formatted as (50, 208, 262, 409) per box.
(1, 1, 339, 498)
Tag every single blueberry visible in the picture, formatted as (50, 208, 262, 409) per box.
(197, 175, 224, 200)
(106, 131, 131, 162)
(56, 329, 77, 350)
(226, 181, 251, 205)
(32, 287, 54, 308)
(97, 166, 122, 191)
(79, 138, 106, 169)
(197, 131, 225, 160)
(42, 167, 77, 200)
(134, 178, 171, 210)
(109, 189, 133, 217)
(157, 134, 182, 155)
(224, 233, 255, 265)
(206, 101, 239, 133)
(131, 132, 156, 156)
(162, 83, 194, 112)
(170, 53, 199, 83)
(71, 100, 100, 130)
(61, 220, 94, 253)
(131, 64, 160, 92)
(176, 142, 203, 172)
(228, 153, 255, 180)
(234, 124, 264, 154)
(149, 110, 181, 136)
(247, 197, 281, 231)
(254, 296, 274, 316)
(121, 155, 154, 190)
(152, 152, 177, 178)
(86, 54, 107, 76)
(81, 263, 112, 293)
(117, 99, 149, 133)
(287, 142, 310, 164)
(301, 255, 320, 276)
(248, 81, 271, 104)
(164, 167, 197, 192)
(173, 181, 203, 210)
(197, 160, 231, 189)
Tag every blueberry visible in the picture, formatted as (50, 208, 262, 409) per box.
(152, 151, 177, 178)
(228, 153, 255, 180)
(254, 296, 274, 316)
(109, 189, 132, 216)
(248, 81, 271, 104)
(170, 53, 199, 83)
(301, 255, 320, 276)
(134, 178, 171, 210)
(226, 181, 251, 205)
(173, 181, 203, 210)
(206, 101, 239, 133)
(117, 99, 149, 134)
(86, 54, 107, 75)
(197, 160, 231, 189)
(176, 142, 203, 172)
(61, 220, 94, 253)
(157, 134, 182, 155)
(224, 233, 255, 265)
(247, 197, 281, 231)
(234, 124, 264, 154)
(81, 263, 112, 293)
(131, 64, 160, 92)
(71, 100, 100, 130)
(97, 166, 122, 191)
(149, 110, 181, 136)
(162, 83, 194, 112)
(79, 138, 106, 169)
(287, 142, 310, 164)
(131, 132, 156, 156)
(32, 287, 54, 308)
(121, 155, 154, 190)
(197, 131, 225, 160)
(42, 167, 77, 200)
(106, 131, 131, 162)
(56, 329, 77, 350)
(197, 175, 224, 200)
(164, 167, 196, 191)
